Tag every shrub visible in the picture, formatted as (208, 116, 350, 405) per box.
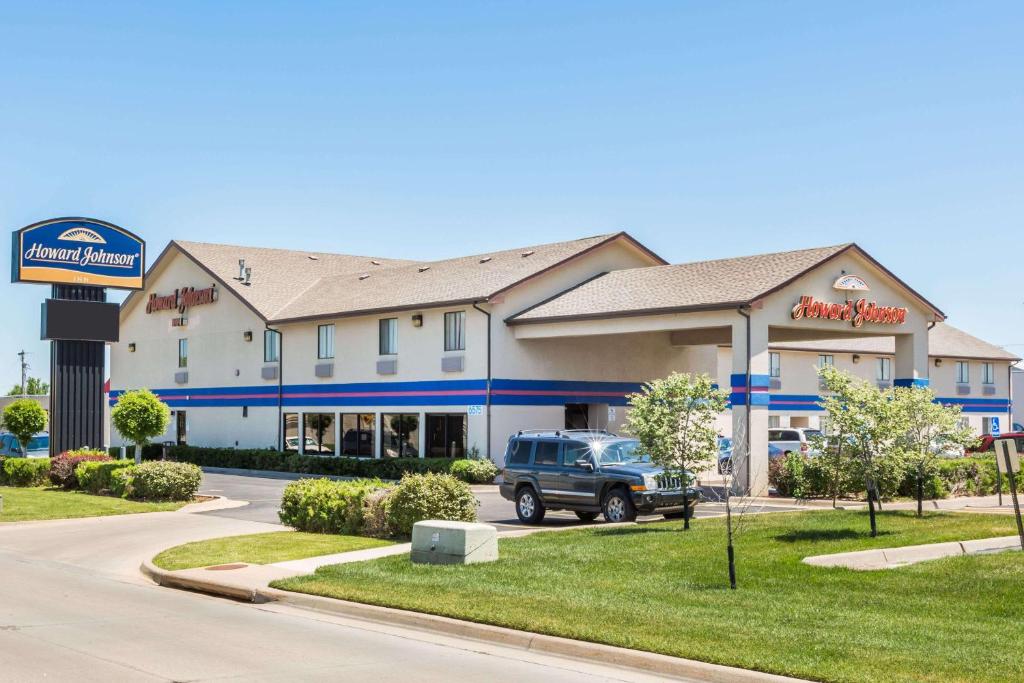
(1, 457, 51, 487)
(76, 460, 136, 494)
(384, 473, 478, 537)
(106, 444, 163, 460)
(49, 450, 110, 489)
(2, 400, 48, 455)
(119, 461, 202, 501)
(769, 453, 805, 498)
(279, 478, 390, 534)
(360, 488, 393, 538)
(449, 458, 499, 484)
(111, 389, 171, 463)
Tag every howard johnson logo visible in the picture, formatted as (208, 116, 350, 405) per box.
(11, 217, 145, 290)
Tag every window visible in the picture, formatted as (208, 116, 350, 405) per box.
(444, 311, 466, 351)
(956, 361, 969, 384)
(426, 413, 467, 457)
(341, 413, 376, 457)
(303, 413, 335, 455)
(177, 339, 188, 368)
(768, 416, 781, 429)
(318, 324, 335, 360)
(382, 413, 418, 457)
(264, 329, 280, 362)
(769, 352, 781, 378)
(958, 416, 971, 432)
(507, 440, 531, 465)
(876, 357, 891, 382)
(818, 354, 834, 369)
(562, 441, 591, 467)
(282, 413, 299, 452)
(982, 363, 995, 385)
(533, 441, 561, 466)
(379, 318, 397, 355)
(982, 417, 994, 435)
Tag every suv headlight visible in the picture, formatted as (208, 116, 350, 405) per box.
(642, 474, 659, 491)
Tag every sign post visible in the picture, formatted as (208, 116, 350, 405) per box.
(994, 438, 1023, 551)
(11, 218, 144, 455)
(993, 417, 1003, 506)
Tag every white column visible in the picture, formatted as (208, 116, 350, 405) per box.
(731, 314, 771, 496)
(418, 411, 427, 458)
(894, 327, 930, 388)
(373, 412, 383, 459)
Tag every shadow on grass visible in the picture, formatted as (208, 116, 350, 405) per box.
(773, 528, 893, 543)
(591, 525, 683, 538)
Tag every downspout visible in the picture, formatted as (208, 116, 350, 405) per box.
(265, 324, 283, 451)
(737, 306, 752, 493)
(472, 302, 492, 460)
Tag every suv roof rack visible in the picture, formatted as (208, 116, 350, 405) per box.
(514, 429, 619, 438)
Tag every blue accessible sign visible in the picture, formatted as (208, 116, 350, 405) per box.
(991, 417, 1000, 438)
(11, 217, 145, 290)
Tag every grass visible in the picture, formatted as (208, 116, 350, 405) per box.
(0, 486, 186, 522)
(153, 531, 395, 571)
(274, 510, 1023, 683)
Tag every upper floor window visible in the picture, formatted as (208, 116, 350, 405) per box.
(769, 352, 781, 378)
(318, 324, 335, 360)
(264, 329, 280, 363)
(818, 354, 834, 369)
(379, 318, 397, 355)
(982, 362, 995, 385)
(956, 361, 969, 384)
(876, 357, 891, 382)
(444, 311, 465, 352)
(177, 339, 188, 368)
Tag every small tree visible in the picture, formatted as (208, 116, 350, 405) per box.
(2, 399, 48, 455)
(818, 366, 907, 537)
(6, 377, 49, 396)
(893, 385, 974, 516)
(111, 389, 170, 464)
(625, 373, 728, 531)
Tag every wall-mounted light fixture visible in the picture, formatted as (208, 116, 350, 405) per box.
(852, 354, 860, 364)
(243, 330, 253, 342)
(128, 343, 136, 353)
(934, 358, 943, 367)
(412, 314, 423, 327)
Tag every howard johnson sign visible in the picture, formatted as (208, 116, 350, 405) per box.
(11, 217, 145, 290)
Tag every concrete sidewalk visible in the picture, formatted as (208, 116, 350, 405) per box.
(803, 534, 1023, 570)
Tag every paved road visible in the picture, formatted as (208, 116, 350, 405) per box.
(200, 470, 802, 527)
(0, 508, 687, 682)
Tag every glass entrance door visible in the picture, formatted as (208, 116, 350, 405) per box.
(176, 411, 187, 445)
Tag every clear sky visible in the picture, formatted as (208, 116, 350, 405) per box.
(1, 1, 1021, 389)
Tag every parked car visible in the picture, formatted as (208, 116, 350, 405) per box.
(499, 430, 703, 524)
(0, 432, 50, 457)
(769, 428, 823, 456)
(717, 441, 784, 474)
(967, 432, 1024, 455)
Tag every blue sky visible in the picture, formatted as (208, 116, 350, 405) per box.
(1, 1, 1021, 388)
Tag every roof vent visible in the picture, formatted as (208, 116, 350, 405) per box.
(237, 259, 246, 280)
(418, 266, 431, 273)
(521, 250, 535, 258)
(479, 256, 492, 263)
(359, 273, 371, 280)
(243, 267, 252, 286)
(370, 260, 381, 266)
(307, 255, 319, 261)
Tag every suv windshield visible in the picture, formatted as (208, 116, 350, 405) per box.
(590, 439, 650, 465)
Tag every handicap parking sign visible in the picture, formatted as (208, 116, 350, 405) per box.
(992, 417, 1000, 437)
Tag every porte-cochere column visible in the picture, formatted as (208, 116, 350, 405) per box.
(730, 314, 771, 496)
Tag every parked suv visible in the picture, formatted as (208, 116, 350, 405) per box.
(499, 430, 703, 524)
(768, 428, 823, 456)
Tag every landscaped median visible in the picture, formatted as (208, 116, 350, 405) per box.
(269, 510, 1023, 683)
(152, 531, 394, 570)
(0, 486, 187, 522)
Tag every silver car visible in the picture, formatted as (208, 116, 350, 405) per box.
(768, 428, 823, 456)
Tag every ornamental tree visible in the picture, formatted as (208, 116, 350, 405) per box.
(893, 385, 975, 516)
(2, 399, 48, 455)
(625, 372, 728, 531)
(111, 389, 170, 464)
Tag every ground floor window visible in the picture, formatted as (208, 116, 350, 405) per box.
(303, 413, 336, 455)
(382, 413, 419, 458)
(341, 413, 376, 457)
(768, 416, 780, 429)
(565, 403, 589, 429)
(283, 413, 300, 452)
(426, 413, 467, 458)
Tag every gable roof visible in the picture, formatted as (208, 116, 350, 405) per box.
(771, 322, 1020, 362)
(125, 232, 664, 323)
(508, 243, 945, 324)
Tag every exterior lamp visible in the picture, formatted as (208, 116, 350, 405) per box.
(934, 358, 943, 367)
(412, 314, 423, 327)
(243, 330, 253, 342)
(852, 354, 860, 364)
(128, 343, 136, 353)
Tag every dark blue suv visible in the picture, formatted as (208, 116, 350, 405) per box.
(498, 430, 703, 524)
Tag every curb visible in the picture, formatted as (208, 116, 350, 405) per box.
(140, 559, 807, 682)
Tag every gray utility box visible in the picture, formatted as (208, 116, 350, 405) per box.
(411, 520, 499, 565)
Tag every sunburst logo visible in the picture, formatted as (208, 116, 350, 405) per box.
(833, 274, 869, 291)
(57, 227, 107, 244)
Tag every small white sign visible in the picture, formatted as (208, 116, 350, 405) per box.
(995, 438, 1020, 475)
(607, 406, 617, 422)
(467, 405, 484, 416)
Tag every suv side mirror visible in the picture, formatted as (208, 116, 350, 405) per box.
(575, 458, 594, 472)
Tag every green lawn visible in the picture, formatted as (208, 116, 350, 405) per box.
(0, 486, 186, 522)
(274, 510, 1023, 683)
(153, 531, 394, 571)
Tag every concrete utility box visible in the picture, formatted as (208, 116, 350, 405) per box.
(411, 520, 499, 565)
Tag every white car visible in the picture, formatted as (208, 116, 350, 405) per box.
(768, 428, 823, 456)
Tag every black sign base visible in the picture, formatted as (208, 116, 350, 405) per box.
(48, 285, 107, 455)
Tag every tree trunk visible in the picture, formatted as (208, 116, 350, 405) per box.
(134, 443, 141, 465)
(727, 542, 736, 590)
(831, 441, 843, 509)
(866, 479, 878, 537)
(916, 465, 924, 518)
(682, 490, 690, 531)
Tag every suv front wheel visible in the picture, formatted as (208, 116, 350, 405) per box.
(602, 489, 637, 523)
(515, 487, 546, 524)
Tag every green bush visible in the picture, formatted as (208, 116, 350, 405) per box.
(449, 458, 499, 484)
(278, 478, 390, 534)
(118, 461, 202, 501)
(1, 457, 51, 487)
(360, 488, 393, 538)
(75, 460, 136, 494)
(2, 400, 47, 455)
(49, 450, 110, 489)
(769, 453, 807, 498)
(384, 472, 478, 537)
(106, 444, 163, 460)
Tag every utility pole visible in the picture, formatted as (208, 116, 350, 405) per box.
(17, 350, 29, 396)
